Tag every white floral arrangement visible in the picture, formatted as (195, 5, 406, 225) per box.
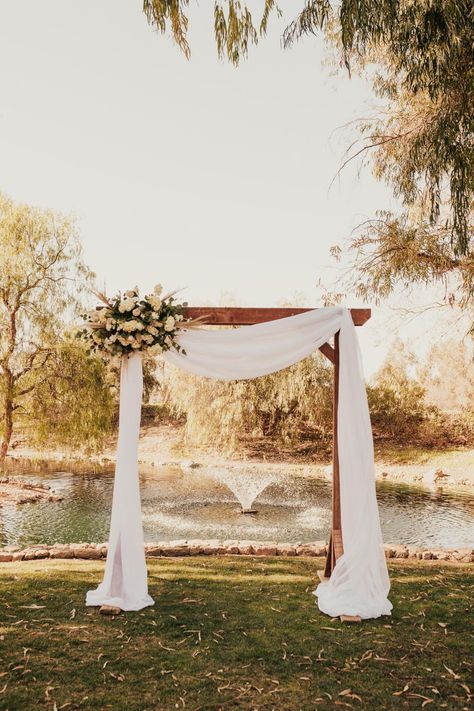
(78, 285, 189, 357)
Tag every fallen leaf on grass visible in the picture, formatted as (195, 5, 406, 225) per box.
(393, 684, 409, 696)
(408, 693, 433, 706)
(443, 664, 461, 680)
(320, 627, 342, 632)
(339, 689, 362, 702)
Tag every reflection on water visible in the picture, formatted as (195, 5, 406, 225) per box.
(0, 466, 473, 549)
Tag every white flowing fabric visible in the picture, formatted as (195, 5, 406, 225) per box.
(86, 354, 154, 611)
(86, 306, 392, 619)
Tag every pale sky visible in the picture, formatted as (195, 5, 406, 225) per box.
(0, 1, 466, 374)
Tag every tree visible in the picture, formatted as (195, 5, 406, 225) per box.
(0, 193, 97, 463)
(164, 351, 333, 453)
(27, 341, 114, 454)
(142, 1, 473, 256)
(367, 339, 427, 441)
(418, 339, 474, 412)
(367, 338, 474, 447)
(335, 211, 474, 330)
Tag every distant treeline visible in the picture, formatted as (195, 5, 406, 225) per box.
(159, 339, 474, 455)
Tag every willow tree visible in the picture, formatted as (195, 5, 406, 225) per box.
(0, 194, 111, 463)
(142, 0, 473, 266)
(164, 351, 333, 453)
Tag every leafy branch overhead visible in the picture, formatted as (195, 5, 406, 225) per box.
(142, 1, 473, 257)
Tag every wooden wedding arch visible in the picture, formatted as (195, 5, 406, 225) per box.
(182, 306, 371, 580)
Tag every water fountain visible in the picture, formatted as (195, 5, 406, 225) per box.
(208, 468, 275, 513)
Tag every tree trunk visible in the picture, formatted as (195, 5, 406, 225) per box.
(0, 379, 14, 468)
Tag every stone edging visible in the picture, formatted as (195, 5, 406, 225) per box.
(0, 541, 473, 563)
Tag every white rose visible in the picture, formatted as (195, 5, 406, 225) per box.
(148, 344, 163, 356)
(123, 320, 143, 332)
(164, 316, 175, 332)
(165, 335, 172, 347)
(131, 341, 141, 349)
(148, 295, 162, 310)
(120, 298, 136, 312)
(146, 325, 158, 335)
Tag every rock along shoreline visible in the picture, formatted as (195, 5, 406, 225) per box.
(0, 540, 472, 563)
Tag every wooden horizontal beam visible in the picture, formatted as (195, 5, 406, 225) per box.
(183, 307, 371, 327)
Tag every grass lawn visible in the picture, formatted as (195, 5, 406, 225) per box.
(0, 557, 473, 710)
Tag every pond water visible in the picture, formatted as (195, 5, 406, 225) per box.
(1, 466, 473, 549)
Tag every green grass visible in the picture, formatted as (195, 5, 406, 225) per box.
(0, 557, 473, 710)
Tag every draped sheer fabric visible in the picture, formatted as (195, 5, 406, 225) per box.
(86, 307, 392, 619)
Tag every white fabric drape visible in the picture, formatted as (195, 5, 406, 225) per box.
(86, 353, 154, 611)
(86, 306, 391, 619)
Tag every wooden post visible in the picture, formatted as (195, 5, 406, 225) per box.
(323, 330, 343, 578)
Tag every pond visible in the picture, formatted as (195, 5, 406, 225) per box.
(1, 466, 473, 549)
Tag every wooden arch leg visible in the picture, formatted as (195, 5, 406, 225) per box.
(319, 331, 361, 622)
(323, 330, 343, 579)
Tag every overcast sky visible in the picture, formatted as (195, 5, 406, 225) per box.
(0, 1, 465, 373)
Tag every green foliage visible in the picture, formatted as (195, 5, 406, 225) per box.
(0, 193, 95, 460)
(163, 336, 474, 453)
(367, 383, 426, 442)
(164, 351, 333, 451)
(142, 1, 473, 255)
(343, 212, 474, 319)
(143, 0, 280, 64)
(368, 339, 474, 448)
(1, 557, 473, 710)
(27, 341, 114, 454)
(290, 1, 473, 255)
(419, 339, 474, 411)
